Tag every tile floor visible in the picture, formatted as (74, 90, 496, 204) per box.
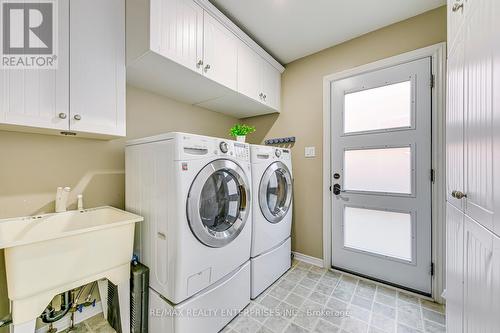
(223, 260, 445, 333)
(72, 259, 446, 333)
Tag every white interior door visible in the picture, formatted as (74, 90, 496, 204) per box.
(330, 57, 432, 294)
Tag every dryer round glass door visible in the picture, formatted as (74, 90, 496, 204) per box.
(259, 161, 293, 223)
(187, 159, 251, 247)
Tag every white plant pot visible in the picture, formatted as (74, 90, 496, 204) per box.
(236, 136, 246, 143)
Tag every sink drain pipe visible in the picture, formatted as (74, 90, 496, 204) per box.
(0, 314, 12, 328)
(40, 291, 72, 323)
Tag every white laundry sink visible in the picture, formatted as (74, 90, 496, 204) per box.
(0, 206, 143, 333)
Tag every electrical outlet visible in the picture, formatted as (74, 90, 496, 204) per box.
(305, 146, 316, 158)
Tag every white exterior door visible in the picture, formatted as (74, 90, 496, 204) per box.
(330, 57, 432, 294)
(69, 0, 125, 136)
(0, 0, 69, 131)
(203, 12, 237, 90)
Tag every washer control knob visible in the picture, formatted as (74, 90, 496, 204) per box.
(219, 142, 228, 153)
(275, 149, 282, 157)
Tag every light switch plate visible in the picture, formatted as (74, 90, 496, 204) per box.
(305, 146, 316, 158)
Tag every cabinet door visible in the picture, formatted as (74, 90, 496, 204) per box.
(446, 31, 465, 210)
(463, 216, 497, 332)
(237, 41, 262, 102)
(446, 204, 464, 333)
(203, 12, 237, 90)
(69, 0, 126, 137)
(448, 0, 465, 52)
(151, 0, 203, 73)
(261, 59, 281, 111)
(463, 0, 497, 231)
(0, 1, 69, 131)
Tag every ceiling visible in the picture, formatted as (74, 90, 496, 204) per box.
(210, 0, 446, 64)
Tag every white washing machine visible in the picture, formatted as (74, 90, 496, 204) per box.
(250, 145, 293, 299)
(125, 132, 252, 332)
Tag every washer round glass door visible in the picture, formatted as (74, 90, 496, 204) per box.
(187, 159, 251, 247)
(259, 161, 293, 223)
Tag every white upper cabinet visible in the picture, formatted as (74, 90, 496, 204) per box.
(70, 0, 126, 137)
(0, 1, 69, 132)
(0, 0, 126, 138)
(202, 13, 238, 90)
(237, 42, 262, 102)
(237, 41, 281, 111)
(126, 0, 284, 118)
(151, 0, 203, 73)
(261, 59, 281, 110)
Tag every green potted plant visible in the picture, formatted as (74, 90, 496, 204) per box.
(229, 124, 256, 143)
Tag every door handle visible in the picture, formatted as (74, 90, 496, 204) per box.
(333, 184, 341, 195)
(452, 190, 467, 199)
(452, 3, 464, 12)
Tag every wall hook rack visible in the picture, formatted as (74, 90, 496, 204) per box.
(265, 137, 296, 145)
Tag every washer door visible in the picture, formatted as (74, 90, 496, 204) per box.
(259, 161, 293, 224)
(187, 159, 251, 248)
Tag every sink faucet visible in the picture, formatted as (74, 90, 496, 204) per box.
(77, 194, 84, 212)
(55, 187, 71, 213)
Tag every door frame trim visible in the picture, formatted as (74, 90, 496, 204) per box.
(322, 42, 447, 303)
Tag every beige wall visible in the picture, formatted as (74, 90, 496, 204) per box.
(0, 86, 238, 328)
(244, 6, 447, 259)
(0, 6, 447, 326)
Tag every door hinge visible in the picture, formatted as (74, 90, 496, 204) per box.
(431, 169, 435, 183)
(430, 262, 435, 276)
(430, 74, 435, 88)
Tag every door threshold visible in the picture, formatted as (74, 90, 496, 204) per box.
(331, 265, 432, 299)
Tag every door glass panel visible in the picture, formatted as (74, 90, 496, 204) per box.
(344, 147, 411, 194)
(267, 170, 288, 215)
(344, 81, 411, 133)
(199, 170, 241, 232)
(344, 207, 412, 261)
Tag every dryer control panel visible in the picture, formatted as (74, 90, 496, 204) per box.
(215, 140, 250, 162)
(234, 143, 250, 161)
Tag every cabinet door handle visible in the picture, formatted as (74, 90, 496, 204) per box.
(196, 60, 203, 68)
(263, 94, 267, 101)
(452, 3, 464, 12)
(73, 114, 82, 121)
(259, 92, 264, 99)
(58, 113, 67, 119)
(452, 190, 467, 199)
(204, 64, 211, 72)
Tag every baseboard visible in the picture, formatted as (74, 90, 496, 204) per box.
(292, 251, 324, 268)
(35, 301, 103, 333)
